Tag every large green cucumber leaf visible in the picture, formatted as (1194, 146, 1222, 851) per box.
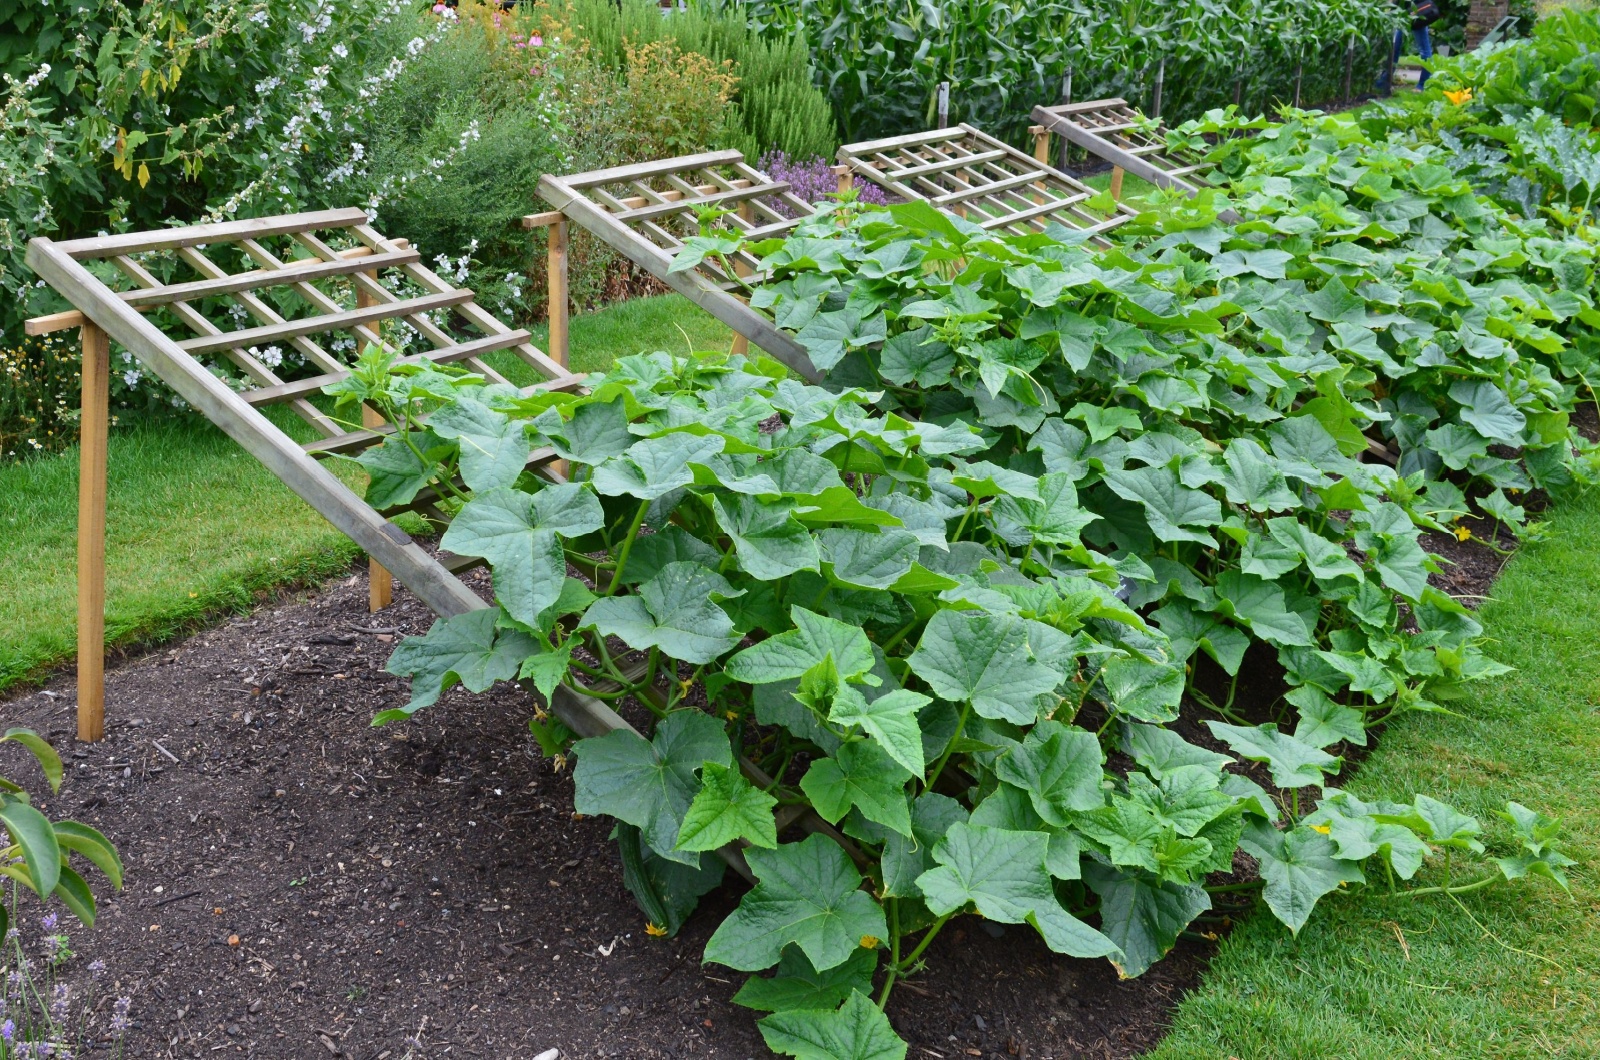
(705, 834, 887, 973)
(917, 823, 1119, 959)
(1082, 862, 1210, 979)
(906, 610, 1062, 725)
(429, 396, 535, 492)
(727, 607, 877, 685)
(758, 990, 906, 1060)
(380, 610, 537, 721)
(992, 720, 1104, 828)
(675, 762, 779, 853)
(573, 709, 731, 865)
(440, 485, 603, 627)
(734, 946, 879, 1014)
(713, 494, 823, 581)
(1205, 721, 1342, 789)
(581, 562, 742, 664)
(801, 740, 914, 837)
(1239, 818, 1365, 935)
(828, 686, 930, 778)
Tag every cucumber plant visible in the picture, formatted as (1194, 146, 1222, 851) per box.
(344, 48, 1600, 1053)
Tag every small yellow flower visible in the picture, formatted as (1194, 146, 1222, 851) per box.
(859, 935, 881, 949)
(645, 922, 669, 937)
(1454, 525, 1472, 542)
(1310, 823, 1332, 835)
(1443, 87, 1474, 106)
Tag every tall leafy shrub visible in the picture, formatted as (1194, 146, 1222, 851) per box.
(552, 0, 836, 160)
(0, 0, 427, 340)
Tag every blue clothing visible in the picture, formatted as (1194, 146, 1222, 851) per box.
(1387, 25, 1433, 88)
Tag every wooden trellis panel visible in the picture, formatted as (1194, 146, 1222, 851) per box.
(23, 208, 606, 738)
(836, 124, 1137, 240)
(536, 151, 823, 381)
(1031, 99, 1240, 224)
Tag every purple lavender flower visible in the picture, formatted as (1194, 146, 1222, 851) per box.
(109, 996, 131, 1034)
(87, 960, 105, 980)
(1, 1018, 14, 1042)
(38, 914, 57, 933)
(757, 151, 892, 217)
(48, 983, 69, 1024)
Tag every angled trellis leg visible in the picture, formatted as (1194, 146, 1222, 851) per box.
(77, 322, 110, 742)
(355, 274, 393, 612)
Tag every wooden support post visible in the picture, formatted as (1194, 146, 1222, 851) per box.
(547, 218, 569, 373)
(77, 322, 110, 743)
(833, 165, 853, 196)
(1294, 60, 1304, 109)
(1110, 167, 1126, 201)
(355, 278, 393, 612)
(1030, 125, 1050, 204)
(937, 82, 950, 128)
(730, 202, 753, 357)
(1152, 57, 1166, 120)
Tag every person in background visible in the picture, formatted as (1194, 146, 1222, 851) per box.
(1385, 0, 1440, 90)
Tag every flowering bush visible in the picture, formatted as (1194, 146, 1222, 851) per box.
(0, 0, 437, 339)
(757, 150, 891, 216)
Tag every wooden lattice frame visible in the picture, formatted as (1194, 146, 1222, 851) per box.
(22, 208, 605, 734)
(536, 150, 823, 381)
(836, 124, 1137, 240)
(1031, 98, 1240, 223)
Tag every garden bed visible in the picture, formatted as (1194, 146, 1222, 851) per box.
(0, 500, 1517, 1059)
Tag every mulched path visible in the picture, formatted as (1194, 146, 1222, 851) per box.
(1, 564, 1210, 1060)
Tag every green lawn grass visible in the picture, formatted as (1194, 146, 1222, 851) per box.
(0, 293, 732, 694)
(1148, 486, 1600, 1059)
(1082, 167, 1160, 206)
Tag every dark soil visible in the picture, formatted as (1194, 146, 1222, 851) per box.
(0, 564, 1212, 1060)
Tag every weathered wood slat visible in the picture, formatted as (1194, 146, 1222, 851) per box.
(110, 252, 344, 438)
(1031, 101, 1241, 224)
(178, 290, 474, 356)
(350, 224, 574, 385)
(539, 173, 821, 383)
(241, 329, 535, 407)
(559, 149, 745, 190)
(882, 148, 1008, 181)
(120, 248, 420, 307)
(25, 236, 488, 619)
(618, 181, 791, 224)
(933, 168, 1060, 206)
(54, 207, 368, 259)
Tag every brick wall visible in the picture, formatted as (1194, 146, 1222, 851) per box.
(1465, 0, 1512, 48)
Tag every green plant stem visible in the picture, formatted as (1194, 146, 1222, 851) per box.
(605, 500, 651, 595)
(1384, 873, 1501, 900)
(1205, 880, 1265, 894)
(897, 911, 954, 973)
(877, 898, 902, 1009)
(923, 700, 972, 794)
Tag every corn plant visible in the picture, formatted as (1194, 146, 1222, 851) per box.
(691, 0, 1401, 143)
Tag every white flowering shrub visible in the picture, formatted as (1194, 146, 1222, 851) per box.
(0, 0, 440, 341)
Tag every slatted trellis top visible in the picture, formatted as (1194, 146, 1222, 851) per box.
(836, 124, 1138, 241)
(1031, 98, 1222, 199)
(25, 207, 587, 620)
(31, 207, 581, 441)
(536, 150, 824, 381)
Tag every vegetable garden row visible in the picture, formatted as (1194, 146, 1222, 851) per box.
(701, 0, 1405, 143)
(307, 14, 1600, 1058)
